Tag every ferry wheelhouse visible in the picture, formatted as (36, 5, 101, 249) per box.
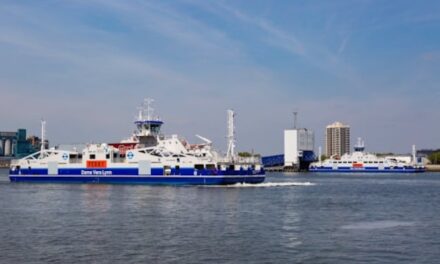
(309, 138, 425, 173)
(9, 99, 265, 185)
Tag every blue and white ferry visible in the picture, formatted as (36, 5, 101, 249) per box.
(9, 99, 265, 185)
(309, 138, 425, 173)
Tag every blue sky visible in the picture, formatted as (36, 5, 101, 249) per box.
(1, 0, 439, 155)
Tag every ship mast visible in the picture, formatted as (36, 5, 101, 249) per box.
(137, 98, 154, 121)
(354, 137, 365, 152)
(226, 109, 236, 160)
(145, 98, 154, 121)
(412, 145, 417, 164)
(41, 119, 46, 156)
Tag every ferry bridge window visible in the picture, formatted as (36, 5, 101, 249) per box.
(195, 164, 204, 170)
(90, 154, 96, 160)
(152, 126, 160, 133)
(206, 164, 216, 170)
(106, 154, 110, 159)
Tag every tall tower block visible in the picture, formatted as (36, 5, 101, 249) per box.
(325, 121, 350, 157)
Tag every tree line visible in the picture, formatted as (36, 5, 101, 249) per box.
(429, 152, 440, 164)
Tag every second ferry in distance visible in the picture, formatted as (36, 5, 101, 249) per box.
(309, 138, 425, 173)
(9, 99, 265, 185)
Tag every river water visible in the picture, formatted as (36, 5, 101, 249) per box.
(1, 169, 440, 263)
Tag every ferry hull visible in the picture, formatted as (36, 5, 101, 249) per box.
(9, 174, 265, 185)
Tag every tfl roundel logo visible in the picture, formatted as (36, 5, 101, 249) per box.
(62, 153, 68, 160)
(127, 152, 134, 159)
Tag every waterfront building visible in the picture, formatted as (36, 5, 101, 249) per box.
(0, 131, 17, 156)
(261, 112, 315, 171)
(284, 128, 315, 169)
(27, 135, 49, 152)
(283, 112, 315, 170)
(325, 121, 350, 157)
(0, 129, 45, 158)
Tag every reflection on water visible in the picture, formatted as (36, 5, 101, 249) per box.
(280, 191, 302, 249)
(80, 185, 112, 213)
(341, 220, 415, 230)
(1, 171, 440, 264)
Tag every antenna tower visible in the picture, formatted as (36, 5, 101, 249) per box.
(293, 111, 298, 129)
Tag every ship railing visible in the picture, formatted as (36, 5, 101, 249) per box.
(217, 156, 261, 164)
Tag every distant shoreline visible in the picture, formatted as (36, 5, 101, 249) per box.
(426, 165, 440, 172)
(0, 161, 10, 169)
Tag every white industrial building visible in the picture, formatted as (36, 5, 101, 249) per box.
(284, 128, 314, 168)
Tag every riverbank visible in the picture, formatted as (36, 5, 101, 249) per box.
(426, 164, 440, 172)
(0, 160, 10, 168)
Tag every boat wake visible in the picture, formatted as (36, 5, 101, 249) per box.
(205, 182, 316, 188)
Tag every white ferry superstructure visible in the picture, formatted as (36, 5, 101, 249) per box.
(9, 99, 265, 185)
(309, 138, 425, 173)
